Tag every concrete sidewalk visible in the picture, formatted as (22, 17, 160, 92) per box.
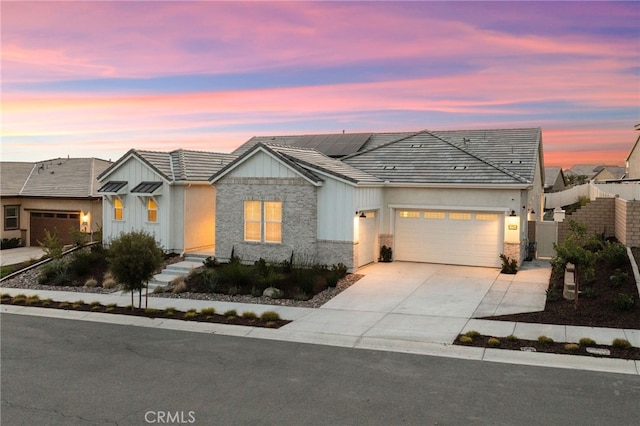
(0, 247, 45, 267)
(1, 260, 639, 376)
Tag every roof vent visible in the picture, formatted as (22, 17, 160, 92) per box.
(383, 166, 396, 170)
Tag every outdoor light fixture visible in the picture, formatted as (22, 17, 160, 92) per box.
(360, 211, 367, 218)
(509, 210, 517, 217)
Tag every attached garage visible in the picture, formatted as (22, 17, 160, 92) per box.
(30, 211, 80, 246)
(357, 211, 377, 267)
(394, 209, 503, 268)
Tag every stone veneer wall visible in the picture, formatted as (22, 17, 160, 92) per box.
(317, 240, 355, 271)
(615, 198, 640, 247)
(215, 177, 318, 264)
(503, 242, 522, 265)
(558, 198, 616, 242)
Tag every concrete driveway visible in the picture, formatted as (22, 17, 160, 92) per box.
(0, 247, 46, 267)
(282, 260, 551, 344)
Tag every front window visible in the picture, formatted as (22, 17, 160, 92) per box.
(244, 201, 262, 242)
(114, 198, 123, 221)
(4, 206, 19, 230)
(147, 198, 158, 222)
(244, 201, 282, 243)
(264, 201, 282, 243)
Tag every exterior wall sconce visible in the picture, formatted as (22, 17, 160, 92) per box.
(359, 211, 367, 218)
(81, 212, 89, 232)
(509, 210, 517, 217)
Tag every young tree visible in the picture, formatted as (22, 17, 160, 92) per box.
(107, 230, 164, 309)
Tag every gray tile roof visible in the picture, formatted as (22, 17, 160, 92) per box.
(544, 166, 564, 188)
(343, 128, 541, 185)
(0, 158, 112, 198)
(565, 164, 605, 177)
(99, 149, 237, 183)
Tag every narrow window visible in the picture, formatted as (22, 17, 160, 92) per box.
(147, 198, 158, 223)
(264, 201, 282, 243)
(4, 206, 19, 230)
(114, 198, 123, 221)
(244, 201, 261, 242)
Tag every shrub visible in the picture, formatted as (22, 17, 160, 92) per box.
(184, 311, 198, 319)
(1, 237, 21, 250)
(251, 286, 262, 297)
(200, 307, 216, 316)
(294, 291, 310, 301)
(613, 293, 635, 311)
(459, 335, 473, 344)
(203, 256, 218, 268)
(599, 241, 628, 268)
(90, 301, 101, 307)
(25, 295, 40, 305)
(579, 337, 596, 346)
(224, 309, 237, 317)
(13, 294, 27, 304)
(70, 250, 94, 276)
(499, 254, 518, 274)
(564, 343, 580, 352)
(260, 311, 281, 321)
(227, 286, 239, 296)
(537, 335, 554, 344)
(327, 263, 348, 287)
(72, 300, 84, 308)
(171, 277, 187, 294)
(506, 334, 519, 342)
(164, 307, 176, 315)
(0, 265, 16, 278)
(84, 278, 98, 288)
(102, 278, 117, 289)
(219, 261, 255, 289)
(41, 298, 53, 306)
(487, 337, 501, 347)
(379, 245, 393, 262)
(546, 285, 561, 302)
(612, 338, 632, 349)
(39, 259, 71, 286)
(464, 330, 480, 339)
(145, 308, 160, 315)
(241, 311, 258, 319)
(581, 286, 597, 299)
(58, 301, 69, 309)
(38, 229, 63, 259)
(609, 271, 628, 288)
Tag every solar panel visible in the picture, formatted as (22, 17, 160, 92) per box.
(291, 133, 372, 157)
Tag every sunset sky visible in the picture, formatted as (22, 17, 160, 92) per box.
(2, 1, 638, 167)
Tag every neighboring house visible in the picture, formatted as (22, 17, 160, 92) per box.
(625, 127, 640, 179)
(592, 166, 626, 182)
(565, 164, 604, 182)
(0, 158, 111, 246)
(544, 166, 567, 192)
(101, 128, 544, 270)
(97, 149, 235, 254)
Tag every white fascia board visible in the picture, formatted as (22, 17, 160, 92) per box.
(173, 181, 211, 186)
(299, 165, 359, 187)
(388, 204, 510, 213)
(382, 182, 533, 190)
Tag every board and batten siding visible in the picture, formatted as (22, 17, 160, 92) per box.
(225, 152, 300, 179)
(317, 179, 356, 241)
(355, 187, 383, 211)
(101, 157, 171, 251)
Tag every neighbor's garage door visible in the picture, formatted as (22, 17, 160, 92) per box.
(358, 211, 377, 267)
(395, 210, 502, 268)
(30, 212, 79, 246)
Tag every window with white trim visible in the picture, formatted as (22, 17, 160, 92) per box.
(4, 205, 19, 230)
(147, 198, 158, 223)
(244, 201, 282, 243)
(114, 198, 124, 221)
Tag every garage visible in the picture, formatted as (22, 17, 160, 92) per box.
(30, 211, 80, 246)
(357, 211, 377, 267)
(394, 209, 503, 268)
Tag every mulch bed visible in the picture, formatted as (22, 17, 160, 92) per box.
(454, 334, 640, 360)
(1, 295, 290, 329)
(484, 257, 640, 328)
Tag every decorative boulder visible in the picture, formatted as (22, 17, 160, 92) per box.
(263, 287, 282, 299)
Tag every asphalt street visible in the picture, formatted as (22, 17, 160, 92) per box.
(2, 314, 639, 425)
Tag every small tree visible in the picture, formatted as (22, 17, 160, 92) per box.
(38, 228, 63, 259)
(107, 230, 164, 309)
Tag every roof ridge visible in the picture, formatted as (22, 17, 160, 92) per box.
(19, 163, 37, 195)
(342, 130, 427, 160)
(427, 130, 530, 183)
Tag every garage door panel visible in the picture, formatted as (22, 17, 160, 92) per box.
(395, 210, 502, 268)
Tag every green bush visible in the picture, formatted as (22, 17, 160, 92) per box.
(260, 311, 281, 321)
(70, 250, 94, 276)
(200, 307, 216, 316)
(499, 254, 518, 274)
(241, 311, 258, 319)
(487, 337, 501, 347)
(203, 256, 218, 268)
(609, 270, 628, 288)
(537, 335, 554, 344)
(184, 311, 198, 319)
(224, 309, 237, 317)
(506, 334, 519, 342)
(1, 265, 16, 278)
(39, 259, 71, 286)
(564, 343, 580, 352)
(599, 241, 628, 268)
(326, 263, 348, 287)
(379, 245, 393, 262)
(546, 285, 561, 302)
(579, 337, 596, 346)
(38, 229, 64, 259)
(613, 293, 635, 311)
(1, 237, 21, 250)
(219, 261, 255, 289)
(611, 338, 632, 349)
(464, 330, 480, 339)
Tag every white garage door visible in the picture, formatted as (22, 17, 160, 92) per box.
(395, 210, 502, 268)
(358, 212, 377, 267)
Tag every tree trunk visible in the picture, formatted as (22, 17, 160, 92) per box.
(138, 288, 142, 309)
(574, 267, 579, 310)
(130, 291, 134, 310)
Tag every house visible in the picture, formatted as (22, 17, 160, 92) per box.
(101, 128, 544, 270)
(0, 157, 112, 246)
(625, 125, 640, 180)
(544, 166, 567, 192)
(97, 149, 235, 254)
(211, 128, 544, 270)
(592, 166, 626, 182)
